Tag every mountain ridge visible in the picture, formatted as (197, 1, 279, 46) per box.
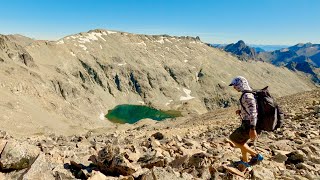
(217, 40, 320, 84)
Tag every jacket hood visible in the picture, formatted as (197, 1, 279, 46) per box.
(229, 76, 252, 92)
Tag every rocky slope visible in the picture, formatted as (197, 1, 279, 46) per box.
(258, 43, 320, 84)
(216, 41, 320, 84)
(0, 88, 319, 179)
(0, 29, 315, 137)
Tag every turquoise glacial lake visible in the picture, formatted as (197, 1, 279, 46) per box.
(105, 104, 182, 124)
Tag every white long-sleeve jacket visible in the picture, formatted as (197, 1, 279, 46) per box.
(231, 76, 258, 126)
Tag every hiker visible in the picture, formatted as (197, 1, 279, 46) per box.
(228, 76, 263, 168)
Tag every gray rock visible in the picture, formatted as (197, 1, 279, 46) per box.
(296, 163, 315, 171)
(152, 132, 164, 140)
(97, 144, 114, 164)
(140, 156, 165, 169)
(169, 155, 189, 169)
(253, 166, 275, 180)
(22, 153, 55, 180)
(109, 154, 139, 176)
(131, 168, 150, 178)
(52, 164, 75, 180)
(0, 140, 40, 170)
(139, 170, 154, 180)
(314, 105, 320, 113)
(273, 152, 289, 163)
(188, 152, 210, 168)
(293, 175, 309, 180)
(88, 170, 116, 180)
(310, 155, 320, 164)
(286, 150, 307, 164)
(305, 172, 319, 180)
(151, 166, 184, 180)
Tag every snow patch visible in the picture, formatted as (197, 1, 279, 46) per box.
(165, 39, 172, 43)
(136, 42, 147, 46)
(107, 30, 117, 34)
(118, 63, 127, 66)
(138, 101, 145, 105)
(70, 52, 76, 57)
(79, 44, 88, 51)
(99, 113, 105, 120)
(184, 60, 188, 63)
(180, 88, 195, 101)
(76, 32, 107, 43)
(100, 45, 103, 49)
(155, 37, 164, 44)
(280, 48, 289, 52)
(56, 40, 64, 44)
(69, 35, 78, 39)
(165, 100, 173, 106)
(189, 41, 202, 44)
(91, 32, 106, 41)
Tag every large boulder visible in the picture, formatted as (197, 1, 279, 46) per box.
(0, 140, 40, 170)
(253, 166, 275, 180)
(286, 150, 307, 165)
(22, 153, 55, 180)
(109, 154, 140, 176)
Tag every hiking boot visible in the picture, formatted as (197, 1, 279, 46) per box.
(233, 160, 251, 171)
(249, 154, 264, 165)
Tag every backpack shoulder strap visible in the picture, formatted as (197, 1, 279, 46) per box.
(240, 90, 254, 115)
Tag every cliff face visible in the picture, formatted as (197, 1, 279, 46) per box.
(0, 29, 315, 136)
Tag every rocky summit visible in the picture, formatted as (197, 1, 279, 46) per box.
(0, 29, 316, 137)
(0, 88, 319, 179)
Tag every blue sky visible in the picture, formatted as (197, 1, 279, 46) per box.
(1, 0, 319, 45)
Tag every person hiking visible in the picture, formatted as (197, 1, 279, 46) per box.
(228, 76, 263, 168)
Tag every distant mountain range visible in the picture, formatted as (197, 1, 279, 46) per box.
(212, 41, 320, 84)
(212, 43, 289, 52)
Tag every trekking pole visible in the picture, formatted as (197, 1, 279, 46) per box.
(253, 136, 259, 153)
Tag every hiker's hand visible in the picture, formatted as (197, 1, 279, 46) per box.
(249, 129, 257, 141)
(235, 110, 241, 115)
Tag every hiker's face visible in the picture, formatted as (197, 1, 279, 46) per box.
(233, 85, 241, 92)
